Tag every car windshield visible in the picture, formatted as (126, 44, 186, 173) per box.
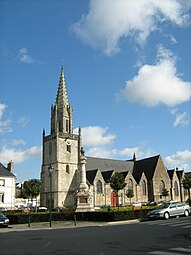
(157, 203, 170, 209)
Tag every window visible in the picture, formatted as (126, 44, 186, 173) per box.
(0, 179, 5, 186)
(159, 180, 165, 195)
(142, 180, 146, 195)
(128, 179, 133, 190)
(66, 165, 70, 174)
(97, 180, 103, 193)
(67, 145, 71, 153)
(0, 193, 4, 203)
(174, 181, 179, 196)
(66, 119, 69, 133)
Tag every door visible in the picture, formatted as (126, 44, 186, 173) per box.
(111, 191, 116, 207)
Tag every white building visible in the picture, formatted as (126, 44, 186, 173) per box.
(0, 161, 16, 210)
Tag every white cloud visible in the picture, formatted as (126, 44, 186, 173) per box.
(117, 46, 191, 107)
(165, 150, 191, 171)
(18, 117, 30, 128)
(72, 0, 190, 55)
(0, 103, 12, 134)
(17, 48, 34, 64)
(12, 139, 26, 146)
(173, 112, 190, 127)
(0, 146, 41, 164)
(74, 126, 116, 146)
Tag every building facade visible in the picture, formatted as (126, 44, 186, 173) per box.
(40, 68, 188, 209)
(0, 161, 16, 210)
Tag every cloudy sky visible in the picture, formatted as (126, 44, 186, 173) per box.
(0, 0, 191, 182)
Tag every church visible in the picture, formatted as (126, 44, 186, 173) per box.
(40, 68, 187, 210)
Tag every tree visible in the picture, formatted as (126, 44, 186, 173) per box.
(162, 188, 169, 200)
(109, 172, 126, 207)
(126, 189, 134, 205)
(182, 174, 191, 204)
(19, 179, 41, 210)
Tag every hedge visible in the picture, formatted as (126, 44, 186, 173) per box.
(5, 209, 150, 225)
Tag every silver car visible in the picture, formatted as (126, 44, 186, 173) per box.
(148, 202, 191, 220)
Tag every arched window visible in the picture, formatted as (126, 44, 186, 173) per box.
(66, 165, 70, 174)
(97, 180, 103, 193)
(142, 180, 146, 195)
(160, 180, 165, 195)
(174, 181, 179, 196)
(128, 179, 133, 190)
(66, 119, 69, 133)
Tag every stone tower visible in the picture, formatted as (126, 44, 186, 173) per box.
(40, 67, 81, 208)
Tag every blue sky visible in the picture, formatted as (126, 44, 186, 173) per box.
(0, 0, 191, 182)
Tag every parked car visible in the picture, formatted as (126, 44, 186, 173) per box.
(37, 206, 48, 212)
(0, 211, 9, 227)
(148, 201, 191, 220)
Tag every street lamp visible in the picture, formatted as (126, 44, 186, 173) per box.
(48, 164, 54, 227)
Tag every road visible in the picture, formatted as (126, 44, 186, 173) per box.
(0, 217, 191, 255)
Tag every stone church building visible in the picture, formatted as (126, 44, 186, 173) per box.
(40, 68, 187, 210)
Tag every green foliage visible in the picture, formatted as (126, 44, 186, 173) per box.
(109, 172, 126, 192)
(126, 189, 134, 204)
(162, 188, 169, 198)
(109, 172, 126, 206)
(182, 174, 191, 199)
(21, 179, 41, 199)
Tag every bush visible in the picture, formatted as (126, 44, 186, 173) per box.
(5, 208, 151, 225)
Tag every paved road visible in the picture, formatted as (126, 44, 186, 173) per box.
(0, 217, 191, 255)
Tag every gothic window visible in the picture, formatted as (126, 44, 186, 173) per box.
(159, 180, 165, 195)
(97, 180, 103, 193)
(67, 145, 71, 153)
(0, 179, 5, 186)
(0, 193, 4, 203)
(128, 179, 133, 190)
(142, 180, 146, 195)
(174, 181, 179, 196)
(66, 165, 70, 174)
(66, 119, 69, 133)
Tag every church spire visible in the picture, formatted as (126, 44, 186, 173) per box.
(56, 67, 69, 108)
(50, 67, 73, 135)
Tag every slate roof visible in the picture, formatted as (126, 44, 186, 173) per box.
(0, 163, 15, 177)
(102, 170, 114, 183)
(86, 169, 98, 184)
(167, 169, 174, 180)
(132, 155, 160, 183)
(85, 155, 161, 185)
(86, 157, 134, 172)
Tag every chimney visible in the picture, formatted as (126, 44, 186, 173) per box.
(7, 160, 14, 173)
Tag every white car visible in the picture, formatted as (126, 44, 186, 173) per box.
(148, 201, 190, 220)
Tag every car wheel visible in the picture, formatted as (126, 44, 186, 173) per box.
(184, 210, 189, 217)
(164, 212, 170, 220)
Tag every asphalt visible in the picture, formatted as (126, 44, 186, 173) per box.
(0, 219, 140, 233)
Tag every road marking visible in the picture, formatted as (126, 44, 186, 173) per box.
(148, 251, 184, 255)
(170, 222, 191, 227)
(170, 247, 191, 252)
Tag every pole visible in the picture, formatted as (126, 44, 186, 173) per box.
(49, 171, 52, 227)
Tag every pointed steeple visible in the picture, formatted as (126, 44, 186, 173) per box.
(50, 67, 73, 135)
(56, 67, 69, 108)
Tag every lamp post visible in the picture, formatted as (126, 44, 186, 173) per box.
(48, 164, 54, 227)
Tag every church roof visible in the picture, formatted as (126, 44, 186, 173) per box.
(102, 170, 114, 183)
(86, 169, 98, 184)
(56, 67, 69, 108)
(86, 156, 134, 173)
(0, 163, 15, 177)
(132, 155, 160, 183)
(167, 169, 175, 180)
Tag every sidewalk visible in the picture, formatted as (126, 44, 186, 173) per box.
(0, 219, 140, 233)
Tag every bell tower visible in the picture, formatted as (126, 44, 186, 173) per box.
(41, 67, 81, 208)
